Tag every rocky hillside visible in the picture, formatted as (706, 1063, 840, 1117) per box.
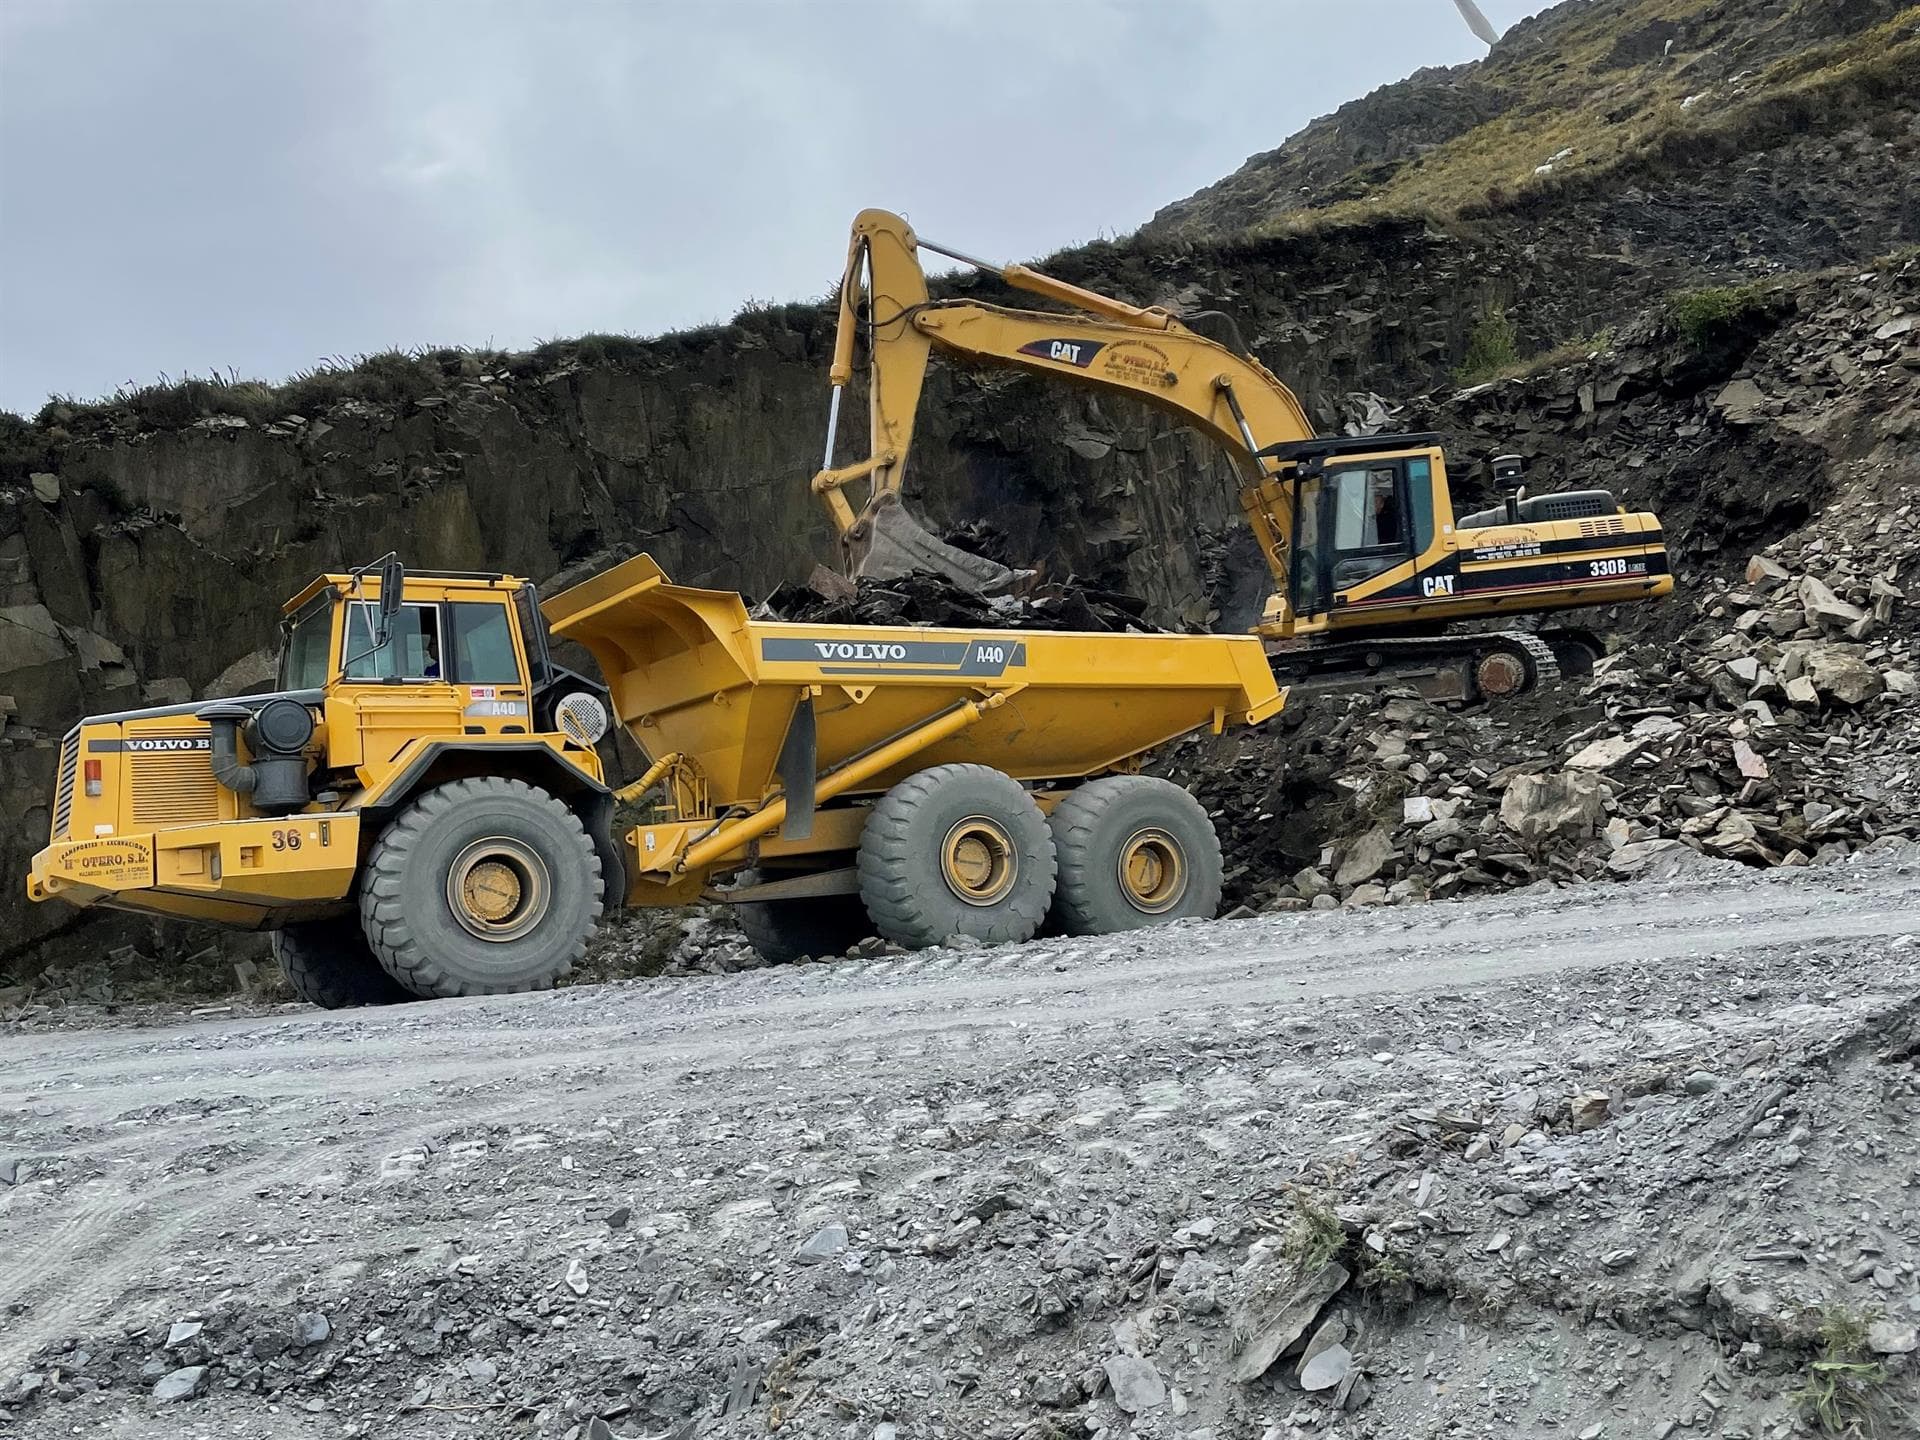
(1, 0, 1916, 984)
(1147, 0, 1920, 240)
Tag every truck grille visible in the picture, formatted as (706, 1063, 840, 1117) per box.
(1578, 516, 1626, 538)
(129, 742, 225, 827)
(52, 738, 79, 839)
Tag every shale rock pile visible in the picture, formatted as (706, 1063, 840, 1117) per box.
(1170, 530, 1915, 917)
(756, 566, 1164, 634)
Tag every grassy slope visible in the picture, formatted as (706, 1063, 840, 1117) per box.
(1254, 4, 1920, 236)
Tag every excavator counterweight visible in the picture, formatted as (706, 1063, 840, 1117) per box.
(810, 209, 1672, 702)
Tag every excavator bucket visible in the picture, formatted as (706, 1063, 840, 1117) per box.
(851, 491, 1022, 593)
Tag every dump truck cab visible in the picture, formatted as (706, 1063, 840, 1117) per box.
(28, 558, 615, 936)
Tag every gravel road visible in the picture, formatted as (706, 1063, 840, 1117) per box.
(5, 854, 1919, 1438)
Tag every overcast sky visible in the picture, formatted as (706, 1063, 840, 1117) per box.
(0, 0, 1543, 416)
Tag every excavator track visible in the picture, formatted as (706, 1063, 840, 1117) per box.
(1268, 630, 1561, 705)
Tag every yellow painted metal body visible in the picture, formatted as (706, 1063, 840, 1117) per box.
(28, 571, 603, 929)
(29, 556, 1282, 930)
(544, 554, 1283, 903)
(1261, 439, 1674, 635)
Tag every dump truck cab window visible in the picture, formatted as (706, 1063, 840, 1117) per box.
(450, 602, 523, 686)
(344, 601, 445, 681)
(281, 602, 333, 689)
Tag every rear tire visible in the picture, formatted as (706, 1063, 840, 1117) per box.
(360, 777, 603, 998)
(273, 918, 415, 1009)
(858, 764, 1055, 950)
(733, 872, 872, 964)
(1047, 776, 1223, 936)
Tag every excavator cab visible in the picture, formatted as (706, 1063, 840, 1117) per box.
(1271, 434, 1448, 624)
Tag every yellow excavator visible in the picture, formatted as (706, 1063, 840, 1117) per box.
(810, 209, 1672, 701)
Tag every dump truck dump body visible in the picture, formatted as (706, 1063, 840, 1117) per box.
(542, 555, 1283, 898)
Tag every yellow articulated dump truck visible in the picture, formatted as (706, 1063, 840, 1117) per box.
(28, 553, 1283, 1006)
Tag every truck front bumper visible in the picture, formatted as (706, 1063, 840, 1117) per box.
(29, 814, 362, 927)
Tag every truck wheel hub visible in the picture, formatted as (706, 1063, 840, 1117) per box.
(1118, 828, 1186, 913)
(448, 839, 550, 942)
(941, 817, 1017, 906)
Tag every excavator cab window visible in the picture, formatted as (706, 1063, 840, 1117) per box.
(1290, 474, 1325, 617)
(1327, 461, 1415, 591)
(1333, 465, 1403, 549)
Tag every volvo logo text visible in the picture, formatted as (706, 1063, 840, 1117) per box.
(813, 642, 909, 661)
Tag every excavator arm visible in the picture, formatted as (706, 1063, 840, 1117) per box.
(810, 209, 1316, 617)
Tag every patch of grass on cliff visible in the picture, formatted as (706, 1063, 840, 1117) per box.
(1670, 283, 1773, 351)
(33, 348, 511, 436)
(0, 407, 58, 486)
(1455, 304, 1519, 384)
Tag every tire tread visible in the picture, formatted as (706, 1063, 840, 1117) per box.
(857, 763, 1055, 949)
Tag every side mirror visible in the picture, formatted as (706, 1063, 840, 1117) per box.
(376, 556, 406, 644)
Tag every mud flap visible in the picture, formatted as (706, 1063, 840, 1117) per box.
(776, 697, 818, 841)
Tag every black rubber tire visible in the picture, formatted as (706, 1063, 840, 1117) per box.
(273, 917, 416, 1009)
(732, 872, 873, 964)
(857, 764, 1056, 950)
(360, 777, 603, 998)
(1046, 776, 1224, 936)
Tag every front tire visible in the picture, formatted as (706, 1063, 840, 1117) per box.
(360, 777, 603, 998)
(273, 918, 416, 1009)
(1047, 776, 1223, 936)
(858, 764, 1056, 950)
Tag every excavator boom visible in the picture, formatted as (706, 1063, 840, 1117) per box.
(813, 209, 1313, 616)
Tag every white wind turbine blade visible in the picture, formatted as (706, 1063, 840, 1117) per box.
(1452, 0, 1501, 47)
